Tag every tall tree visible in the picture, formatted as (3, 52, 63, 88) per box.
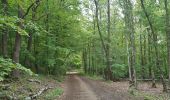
(12, 2, 24, 63)
(140, 34, 145, 79)
(93, 0, 112, 80)
(164, 0, 170, 87)
(124, 0, 137, 88)
(25, 0, 41, 67)
(105, 0, 113, 80)
(1, 0, 8, 58)
(13, 0, 37, 63)
(140, 0, 167, 92)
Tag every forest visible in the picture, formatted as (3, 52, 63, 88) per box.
(1, 0, 170, 100)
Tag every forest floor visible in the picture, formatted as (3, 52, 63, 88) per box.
(59, 74, 170, 100)
(0, 74, 63, 100)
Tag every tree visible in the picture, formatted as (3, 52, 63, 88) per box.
(13, 0, 37, 63)
(93, 0, 113, 80)
(12, 1, 24, 63)
(164, 0, 170, 87)
(25, 0, 41, 67)
(123, 0, 137, 88)
(140, 0, 167, 92)
(1, 0, 8, 58)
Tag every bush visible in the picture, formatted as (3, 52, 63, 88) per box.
(0, 57, 33, 81)
(111, 63, 127, 79)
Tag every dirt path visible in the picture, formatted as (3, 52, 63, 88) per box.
(59, 74, 142, 100)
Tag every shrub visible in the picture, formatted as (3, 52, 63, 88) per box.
(0, 57, 33, 81)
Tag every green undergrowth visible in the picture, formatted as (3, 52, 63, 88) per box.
(43, 87, 63, 100)
(129, 89, 170, 100)
(0, 74, 63, 100)
(0, 57, 33, 81)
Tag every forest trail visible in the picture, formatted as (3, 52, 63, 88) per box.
(59, 74, 142, 100)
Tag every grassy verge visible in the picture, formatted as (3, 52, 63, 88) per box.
(44, 87, 63, 100)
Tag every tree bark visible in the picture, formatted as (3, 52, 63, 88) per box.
(1, 0, 8, 58)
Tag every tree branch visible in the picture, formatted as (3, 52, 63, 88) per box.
(23, 0, 41, 18)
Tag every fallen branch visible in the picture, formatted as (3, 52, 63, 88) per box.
(0, 84, 10, 90)
(29, 85, 53, 99)
(27, 79, 41, 84)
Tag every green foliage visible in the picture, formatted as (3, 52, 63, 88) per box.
(111, 64, 127, 79)
(0, 15, 28, 36)
(44, 87, 63, 100)
(0, 57, 33, 81)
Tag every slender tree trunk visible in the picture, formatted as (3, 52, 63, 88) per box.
(143, 34, 147, 77)
(93, 0, 112, 80)
(140, 0, 167, 92)
(83, 48, 87, 74)
(93, 0, 113, 80)
(164, 0, 170, 88)
(1, 0, 8, 58)
(105, 0, 113, 80)
(88, 42, 91, 74)
(93, 0, 106, 53)
(140, 35, 145, 79)
(147, 29, 156, 88)
(124, 0, 137, 88)
(91, 13, 96, 75)
(45, 0, 49, 74)
(25, 1, 40, 67)
(34, 35, 39, 73)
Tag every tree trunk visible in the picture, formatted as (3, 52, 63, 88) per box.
(88, 42, 91, 74)
(1, 0, 8, 58)
(140, 35, 145, 79)
(93, 0, 112, 80)
(147, 29, 156, 88)
(164, 0, 170, 88)
(25, 1, 40, 67)
(34, 35, 39, 73)
(105, 0, 113, 80)
(141, 0, 167, 92)
(13, 33, 21, 63)
(83, 48, 87, 74)
(124, 0, 137, 89)
(12, 4, 24, 63)
(143, 34, 147, 77)
(45, 0, 49, 74)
